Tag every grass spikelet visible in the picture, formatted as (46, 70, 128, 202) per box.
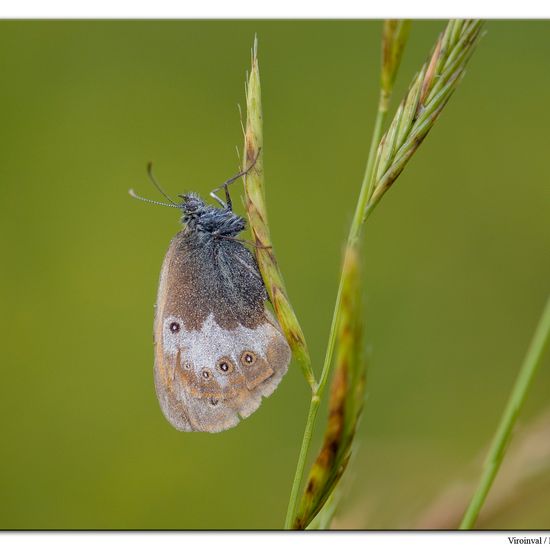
(367, 20, 483, 212)
(242, 37, 316, 391)
(381, 20, 411, 110)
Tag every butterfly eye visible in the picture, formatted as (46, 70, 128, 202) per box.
(169, 321, 180, 334)
(216, 357, 234, 374)
(240, 351, 257, 366)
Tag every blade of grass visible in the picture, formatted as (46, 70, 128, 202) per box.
(460, 295, 550, 529)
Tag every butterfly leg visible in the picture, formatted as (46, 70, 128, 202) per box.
(210, 188, 229, 208)
(209, 148, 261, 211)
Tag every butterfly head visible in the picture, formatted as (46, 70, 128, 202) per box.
(179, 193, 245, 237)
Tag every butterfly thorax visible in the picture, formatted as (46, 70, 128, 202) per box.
(180, 193, 246, 237)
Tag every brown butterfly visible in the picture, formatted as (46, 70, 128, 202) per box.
(131, 159, 291, 432)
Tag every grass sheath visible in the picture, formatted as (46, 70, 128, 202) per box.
(293, 245, 366, 529)
(460, 295, 550, 529)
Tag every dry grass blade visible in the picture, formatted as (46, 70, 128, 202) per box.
(414, 408, 550, 529)
(293, 245, 366, 529)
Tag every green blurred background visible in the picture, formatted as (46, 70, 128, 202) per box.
(0, 20, 549, 530)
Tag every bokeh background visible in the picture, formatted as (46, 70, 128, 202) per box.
(0, 20, 549, 529)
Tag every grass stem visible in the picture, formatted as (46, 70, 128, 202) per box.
(460, 295, 550, 529)
(284, 395, 321, 529)
(283, 59, 391, 532)
(284, 19, 482, 529)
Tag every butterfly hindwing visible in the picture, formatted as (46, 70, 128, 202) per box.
(154, 231, 291, 432)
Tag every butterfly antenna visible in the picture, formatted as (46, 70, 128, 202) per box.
(129, 189, 180, 208)
(147, 162, 178, 205)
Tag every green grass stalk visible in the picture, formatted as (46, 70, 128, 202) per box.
(460, 295, 550, 529)
(285, 19, 482, 529)
(284, 21, 409, 529)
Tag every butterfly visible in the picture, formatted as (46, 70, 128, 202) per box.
(130, 156, 291, 432)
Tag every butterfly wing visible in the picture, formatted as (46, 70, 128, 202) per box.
(154, 231, 291, 432)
